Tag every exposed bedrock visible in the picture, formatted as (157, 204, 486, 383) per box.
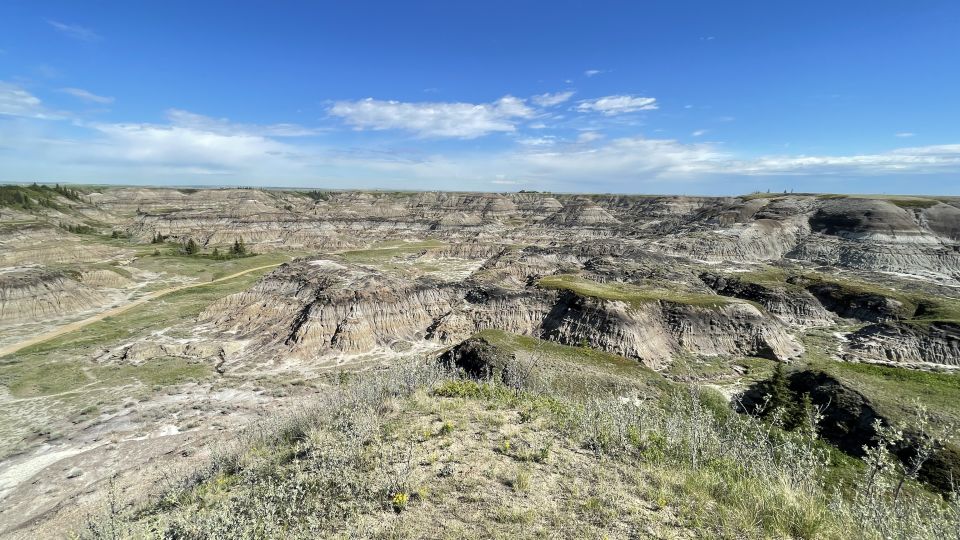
(540, 291, 802, 369)
(200, 257, 802, 368)
(699, 272, 834, 327)
(844, 322, 960, 367)
(803, 282, 908, 323)
(108, 188, 960, 281)
(0, 268, 105, 324)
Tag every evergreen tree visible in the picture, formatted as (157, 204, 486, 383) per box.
(230, 238, 247, 256)
(212, 247, 220, 258)
(185, 238, 199, 255)
(767, 362, 793, 417)
(787, 392, 815, 434)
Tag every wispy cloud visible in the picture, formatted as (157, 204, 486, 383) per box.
(584, 69, 605, 77)
(0, 81, 60, 119)
(2, 93, 959, 191)
(166, 109, 320, 137)
(59, 87, 114, 104)
(46, 19, 101, 42)
(896, 132, 915, 138)
(575, 95, 658, 115)
(517, 136, 557, 147)
(329, 96, 535, 138)
(692, 129, 708, 137)
(577, 131, 603, 143)
(531, 90, 575, 107)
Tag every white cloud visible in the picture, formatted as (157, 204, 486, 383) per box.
(692, 129, 708, 137)
(896, 132, 915, 138)
(2, 96, 959, 191)
(0, 81, 59, 119)
(86, 121, 296, 171)
(329, 96, 535, 138)
(577, 131, 603, 143)
(584, 70, 604, 77)
(166, 109, 319, 137)
(531, 91, 575, 107)
(723, 144, 960, 175)
(46, 20, 101, 42)
(59, 87, 114, 104)
(518, 136, 557, 146)
(575, 95, 658, 115)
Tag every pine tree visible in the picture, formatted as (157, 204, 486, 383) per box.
(185, 238, 199, 255)
(230, 238, 247, 256)
(787, 392, 815, 433)
(767, 362, 793, 418)
(212, 247, 220, 258)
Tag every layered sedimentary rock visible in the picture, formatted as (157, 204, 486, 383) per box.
(699, 272, 835, 327)
(0, 268, 104, 323)
(845, 322, 960, 367)
(103, 189, 959, 282)
(200, 248, 803, 369)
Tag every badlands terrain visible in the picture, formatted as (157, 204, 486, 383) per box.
(0, 184, 959, 538)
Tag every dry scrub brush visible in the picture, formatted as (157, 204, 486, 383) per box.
(78, 357, 959, 539)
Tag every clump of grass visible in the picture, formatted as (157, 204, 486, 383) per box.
(509, 468, 531, 493)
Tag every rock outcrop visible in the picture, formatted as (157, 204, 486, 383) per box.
(0, 268, 104, 324)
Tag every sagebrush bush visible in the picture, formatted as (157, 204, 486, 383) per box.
(78, 358, 959, 539)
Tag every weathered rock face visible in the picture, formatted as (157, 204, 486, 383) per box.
(540, 291, 802, 369)
(845, 322, 960, 367)
(201, 247, 803, 369)
(802, 282, 908, 323)
(86, 188, 960, 282)
(0, 268, 104, 324)
(438, 336, 516, 380)
(699, 272, 835, 327)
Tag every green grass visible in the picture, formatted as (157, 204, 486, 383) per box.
(888, 198, 940, 209)
(93, 357, 212, 387)
(338, 239, 446, 264)
(0, 360, 91, 397)
(15, 271, 264, 360)
(0, 270, 266, 397)
(538, 274, 735, 309)
(0, 269, 267, 399)
(733, 266, 960, 325)
(474, 329, 674, 394)
(129, 250, 298, 282)
(815, 360, 960, 426)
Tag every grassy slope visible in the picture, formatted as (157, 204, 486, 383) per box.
(0, 270, 266, 398)
(734, 266, 960, 325)
(474, 329, 674, 396)
(798, 328, 960, 428)
(85, 369, 869, 539)
(338, 239, 446, 264)
(538, 274, 736, 309)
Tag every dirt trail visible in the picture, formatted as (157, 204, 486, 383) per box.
(0, 263, 282, 359)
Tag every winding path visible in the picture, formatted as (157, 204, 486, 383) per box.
(0, 263, 282, 359)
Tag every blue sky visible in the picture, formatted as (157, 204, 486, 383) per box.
(1, 1, 958, 194)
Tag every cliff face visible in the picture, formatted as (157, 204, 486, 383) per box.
(0, 269, 105, 324)
(845, 322, 960, 367)
(200, 249, 803, 369)
(699, 272, 835, 327)
(103, 189, 960, 283)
